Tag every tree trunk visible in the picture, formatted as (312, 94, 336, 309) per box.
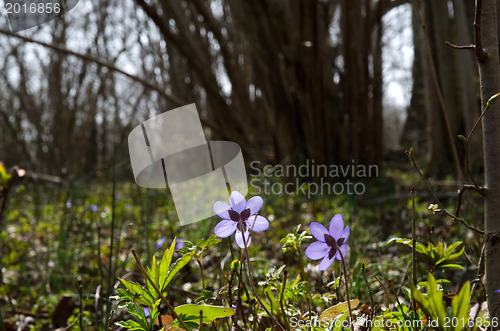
(478, 0, 500, 321)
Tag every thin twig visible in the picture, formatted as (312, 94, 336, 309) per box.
(410, 187, 420, 331)
(411, 186, 417, 315)
(375, 276, 390, 310)
(362, 264, 375, 331)
(470, 245, 485, 302)
(445, 41, 475, 50)
(407, 150, 484, 234)
(279, 270, 290, 331)
(462, 102, 492, 187)
(455, 185, 485, 218)
(467, 104, 491, 143)
(131, 250, 192, 331)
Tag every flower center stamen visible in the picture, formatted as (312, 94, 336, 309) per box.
(228, 208, 251, 222)
(324, 234, 345, 259)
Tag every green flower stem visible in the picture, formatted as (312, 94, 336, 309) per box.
(197, 258, 206, 289)
(240, 220, 285, 331)
(131, 250, 192, 331)
(338, 249, 354, 330)
(237, 256, 248, 326)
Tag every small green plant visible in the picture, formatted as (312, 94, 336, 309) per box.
(411, 273, 470, 331)
(113, 238, 235, 330)
(389, 238, 464, 272)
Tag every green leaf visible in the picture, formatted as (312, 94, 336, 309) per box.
(163, 250, 195, 289)
(446, 246, 465, 261)
(427, 274, 447, 330)
(417, 278, 451, 289)
(411, 274, 447, 331)
(442, 241, 462, 257)
(388, 237, 428, 255)
(0, 163, 10, 187)
(416, 242, 428, 254)
(457, 135, 467, 143)
(174, 304, 235, 324)
(439, 264, 463, 270)
(387, 237, 411, 245)
(451, 282, 470, 331)
(147, 255, 159, 297)
(487, 92, 500, 107)
(118, 278, 155, 306)
(159, 238, 177, 291)
(115, 320, 145, 330)
(199, 235, 222, 250)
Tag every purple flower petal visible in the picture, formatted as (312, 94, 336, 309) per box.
(329, 214, 344, 239)
(310, 222, 329, 241)
(318, 254, 335, 270)
(213, 201, 231, 219)
(340, 226, 350, 243)
(214, 220, 237, 238)
(335, 244, 348, 261)
(155, 237, 168, 251)
(246, 196, 263, 215)
(143, 307, 150, 318)
(495, 289, 500, 293)
(305, 241, 329, 260)
(229, 191, 246, 213)
(235, 229, 252, 249)
(246, 215, 269, 232)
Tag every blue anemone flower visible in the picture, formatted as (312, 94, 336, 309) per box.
(213, 191, 269, 249)
(305, 214, 350, 270)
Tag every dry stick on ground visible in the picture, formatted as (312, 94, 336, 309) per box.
(411, 0, 479, 230)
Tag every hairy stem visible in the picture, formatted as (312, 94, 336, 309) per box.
(338, 249, 354, 330)
(240, 220, 285, 330)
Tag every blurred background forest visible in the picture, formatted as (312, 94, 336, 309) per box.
(0, 0, 498, 329)
(0, 0, 492, 177)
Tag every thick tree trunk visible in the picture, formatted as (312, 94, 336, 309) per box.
(479, 0, 500, 321)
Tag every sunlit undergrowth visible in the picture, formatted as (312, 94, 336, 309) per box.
(0, 165, 487, 330)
